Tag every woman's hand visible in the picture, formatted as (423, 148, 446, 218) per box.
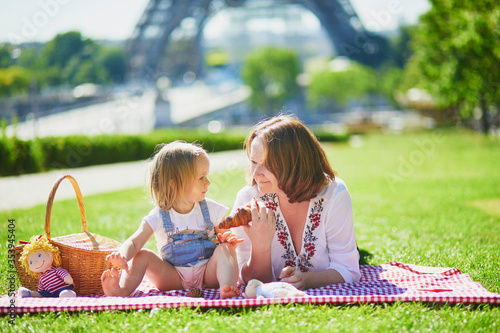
(244, 199, 276, 247)
(217, 231, 244, 247)
(239, 199, 277, 283)
(279, 266, 307, 290)
(279, 267, 346, 290)
(105, 251, 130, 274)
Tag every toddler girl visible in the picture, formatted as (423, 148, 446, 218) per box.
(101, 141, 241, 298)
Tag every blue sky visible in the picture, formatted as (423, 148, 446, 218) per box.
(0, 0, 430, 44)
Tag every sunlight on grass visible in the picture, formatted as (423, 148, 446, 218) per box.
(469, 198, 500, 217)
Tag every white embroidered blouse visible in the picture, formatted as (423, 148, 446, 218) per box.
(231, 178, 361, 284)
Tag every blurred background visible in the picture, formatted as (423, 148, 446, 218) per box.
(0, 0, 498, 176)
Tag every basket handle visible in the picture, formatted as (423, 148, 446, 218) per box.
(45, 175, 88, 239)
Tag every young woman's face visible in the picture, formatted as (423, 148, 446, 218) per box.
(184, 155, 211, 205)
(28, 250, 53, 273)
(250, 137, 280, 195)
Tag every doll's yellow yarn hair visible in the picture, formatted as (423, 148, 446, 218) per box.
(19, 235, 62, 278)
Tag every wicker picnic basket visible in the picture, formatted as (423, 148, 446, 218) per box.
(14, 174, 121, 296)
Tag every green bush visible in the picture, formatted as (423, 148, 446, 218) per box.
(0, 139, 12, 175)
(0, 128, 348, 177)
(314, 130, 350, 143)
(1, 137, 42, 175)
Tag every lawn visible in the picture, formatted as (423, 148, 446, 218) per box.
(1, 129, 499, 332)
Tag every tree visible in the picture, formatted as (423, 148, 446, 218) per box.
(242, 47, 300, 113)
(42, 31, 84, 69)
(16, 46, 41, 69)
(407, 0, 500, 134)
(0, 66, 31, 96)
(101, 48, 126, 83)
(379, 66, 405, 108)
(0, 45, 12, 68)
(40, 32, 110, 85)
(32, 31, 86, 86)
(71, 60, 108, 85)
(307, 60, 377, 111)
(17, 32, 127, 87)
(1, 32, 129, 93)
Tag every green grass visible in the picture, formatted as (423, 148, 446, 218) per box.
(1, 129, 499, 332)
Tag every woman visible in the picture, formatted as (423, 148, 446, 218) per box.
(231, 114, 360, 290)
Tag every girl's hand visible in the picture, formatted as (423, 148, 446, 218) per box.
(217, 231, 244, 247)
(279, 266, 307, 290)
(105, 251, 130, 274)
(244, 199, 276, 247)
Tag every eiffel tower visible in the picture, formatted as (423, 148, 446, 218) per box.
(127, 0, 388, 82)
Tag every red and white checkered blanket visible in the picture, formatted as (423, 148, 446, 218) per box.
(2, 262, 499, 313)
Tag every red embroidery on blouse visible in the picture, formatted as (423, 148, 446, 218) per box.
(297, 198, 324, 272)
(262, 194, 324, 272)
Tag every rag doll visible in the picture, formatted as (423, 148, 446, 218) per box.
(18, 235, 76, 298)
(243, 279, 307, 299)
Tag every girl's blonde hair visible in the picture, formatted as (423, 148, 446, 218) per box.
(19, 235, 62, 278)
(245, 114, 337, 203)
(149, 141, 208, 211)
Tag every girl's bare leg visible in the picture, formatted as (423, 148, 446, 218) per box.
(101, 249, 182, 296)
(204, 243, 240, 298)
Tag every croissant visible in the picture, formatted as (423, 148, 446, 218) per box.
(218, 200, 259, 229)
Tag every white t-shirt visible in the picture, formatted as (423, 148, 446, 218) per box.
(231, 178, 361, 284)
(143, 198, 228, 255)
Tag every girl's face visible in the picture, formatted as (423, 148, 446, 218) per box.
(250, 137, 280, 195)
(28, 250, 53, 273)
(183, 155, 211, 207)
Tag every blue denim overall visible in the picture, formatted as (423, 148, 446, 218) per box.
(160, 199, 217, 267)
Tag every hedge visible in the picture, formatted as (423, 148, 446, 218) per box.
(0, 128, 349, 177)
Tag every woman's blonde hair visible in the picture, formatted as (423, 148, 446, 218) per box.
(19, 235, 62, 278)
(149, 141, 208, 211)
(245, 114, 336, 203)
